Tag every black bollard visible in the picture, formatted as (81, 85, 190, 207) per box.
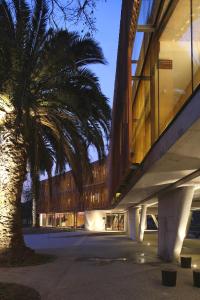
(193, 270, 200, 288)
(162, 269, 177, 287)
(180, 256, 192, 268)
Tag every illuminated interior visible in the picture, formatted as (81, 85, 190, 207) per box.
(159, 0, 192, 132)
(132, 0, 200, 164)
(40, 212, 84, 228)
(85, 211, 125, 232)
(105, 213, 125, 231)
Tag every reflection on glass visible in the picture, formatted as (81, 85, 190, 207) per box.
(132, 80, 151, 163)
(158, 0, 192, 133)
(105, 214, 124, 231)
(192, 0, 200, 89)
(138, 0, 154, 25)
(41, 214, 47, 226)
(132, 32, 144, 62)
(131, 0, 200, 165)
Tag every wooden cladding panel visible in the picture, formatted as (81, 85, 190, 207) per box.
(108, 0, 141, 203)
(39, 161, 108, 213)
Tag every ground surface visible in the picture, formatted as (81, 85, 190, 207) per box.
(0, 230, 200, 300)
(0, 282, 41, 300)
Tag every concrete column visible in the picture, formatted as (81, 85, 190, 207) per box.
(151, 214, 158, 229)
(128, 207, 140, 240)
(186, 211, 192, 235)
(158, 186, 194, 261)
(139, 205, 147, 242)
(124, 212, 128, 232)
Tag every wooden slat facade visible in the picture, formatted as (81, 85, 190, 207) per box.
(39, 161, 108, 213)
(108, 0, 140, 204)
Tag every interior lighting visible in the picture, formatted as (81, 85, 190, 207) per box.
(147, 242, 150, 246)
(116, 193, 121, 198)
(193, 264, 197, 268)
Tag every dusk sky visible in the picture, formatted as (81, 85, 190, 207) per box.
(70, 0, 122, 107)
(89, 0, 122, 106)
(88, 0, 122, 159)
(69, 0, 122, 162)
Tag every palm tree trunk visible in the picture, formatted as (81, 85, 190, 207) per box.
(32, 195, 40, 227)
(31, 172, 40, 228)
(0, 124, 27, 257)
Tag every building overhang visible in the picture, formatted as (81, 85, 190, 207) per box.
(115, 85, 200, 209)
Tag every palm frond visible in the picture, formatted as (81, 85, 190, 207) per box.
(0, 0, 111, 195)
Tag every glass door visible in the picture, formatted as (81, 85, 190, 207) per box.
(105, 213, 124, 231)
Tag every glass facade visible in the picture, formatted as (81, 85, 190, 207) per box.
(105, 213, 124, 231)
(132, 0, 200, 164)
(40, 212, 84, 228)
(159, 0, 192, 132)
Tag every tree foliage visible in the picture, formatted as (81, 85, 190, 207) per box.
(6, 0, 105, 32)
(46, 0, 102, 32)
(0, 0, 111, 193)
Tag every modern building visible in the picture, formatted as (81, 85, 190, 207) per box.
(39, 0, 200, 262)
(39, 161, 126, 231)
(109, 0, 200, 261)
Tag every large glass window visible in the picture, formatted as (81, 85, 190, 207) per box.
(47, 214, 54, 226)
(105, 213, 124, 231)
(132, 80, 151, 163)
(40, 214, 47, 226)
(158, 0, 192, 133)
(131, 0, 199, 165)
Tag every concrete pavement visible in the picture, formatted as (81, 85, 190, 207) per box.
(0, 231, 200, 299)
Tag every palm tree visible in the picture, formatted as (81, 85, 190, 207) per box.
(0, 0, 110, 258)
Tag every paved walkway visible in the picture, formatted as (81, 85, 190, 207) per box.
(0, 231, 200, 299)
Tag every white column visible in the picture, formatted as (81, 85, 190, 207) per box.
(124, 211, 128, 232)
(128, 207, 140, 240)
(151, 214, 158, 229)
(39, 214, 43, 226)
(139, 205, 147, 242)
(158, 186, 194, 261)
(186, 211, 192, 235)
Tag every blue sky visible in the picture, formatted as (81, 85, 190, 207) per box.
(69, 0, 122, 106)
(89, 0, 122, 106)
(88, 0, 122, 159)
(69, 0, 122, 161)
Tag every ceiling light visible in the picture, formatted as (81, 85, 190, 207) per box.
(193, 264, 197, 268)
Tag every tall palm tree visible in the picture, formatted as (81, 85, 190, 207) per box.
(0, 0, 110, 258)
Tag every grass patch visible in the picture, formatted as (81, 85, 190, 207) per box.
(0, 252, 56, 268)
(0, 282, 41, 300)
